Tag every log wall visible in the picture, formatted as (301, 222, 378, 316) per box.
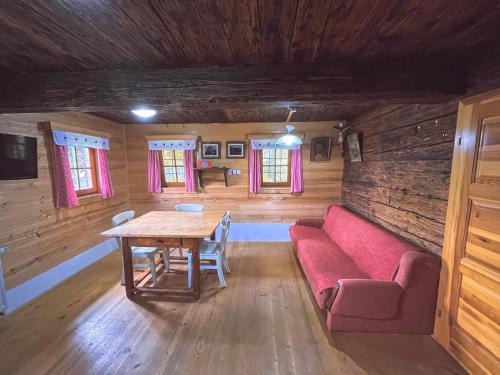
(341, 101, 459, 255)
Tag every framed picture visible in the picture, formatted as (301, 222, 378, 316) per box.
(201, 142, 221, 159)
(310, 137, 332, 162)
(226, 141, 245, 159)
(348, 133, 362, 162)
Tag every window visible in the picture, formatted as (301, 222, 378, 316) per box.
(261, 148, 290, 187)
(161, 150, 185, 186)
(67, 146, 98, 196)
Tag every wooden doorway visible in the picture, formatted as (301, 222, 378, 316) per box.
(435, 89, 500, 374)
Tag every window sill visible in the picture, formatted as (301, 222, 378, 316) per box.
(77, 193, 103, 203)
(259, 186, 292, 194)
(161, 187, 190, 193)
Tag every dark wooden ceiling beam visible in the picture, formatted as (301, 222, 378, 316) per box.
(0, 61, 466, 113)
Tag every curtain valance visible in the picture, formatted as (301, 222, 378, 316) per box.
(250, 139, 300, 150)
(52, 130, 110, 150)
(147, 139, 196, 151)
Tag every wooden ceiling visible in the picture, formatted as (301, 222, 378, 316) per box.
(1, 0, 499, 123)
(93, 103, 377, 124)
(1, 0, 498, 72)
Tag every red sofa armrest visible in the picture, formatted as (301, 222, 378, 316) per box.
(329, 279, 402, 320)
(394, 251, 441, 289)
(295, 218, 324, 228)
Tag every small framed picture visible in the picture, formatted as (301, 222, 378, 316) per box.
(201, 142, 221, 159)
(226, 141, 245, 159)
(348, 133, 362, 162)
(310, 137, 332, 162)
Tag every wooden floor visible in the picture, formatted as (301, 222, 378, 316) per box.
(0, 242, 465, 375)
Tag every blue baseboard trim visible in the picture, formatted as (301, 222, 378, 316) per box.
(3, 223, 292, 315)
(5, 238, 117, 314)
(218, 222, 293, 242)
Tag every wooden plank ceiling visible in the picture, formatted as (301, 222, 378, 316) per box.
(0, 0, 499, 123)
(92, 103, 376, 124)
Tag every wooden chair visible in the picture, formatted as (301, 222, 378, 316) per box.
(187, 211, 231, 288)
(112, 211, 169, 287)
(174, 204, 205, 257)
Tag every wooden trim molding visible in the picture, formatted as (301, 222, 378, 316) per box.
(40, 121, 111, 139)
(246, 133, 305, 140)
(460, 87, 500, 105)
(434, 101, 473, 348)
(434, 87, 500, 353)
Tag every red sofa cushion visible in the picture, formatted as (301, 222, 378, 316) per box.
(292, 227, 368, 309)
(322, 206, 418, 280)
(289, 224, 331, 246)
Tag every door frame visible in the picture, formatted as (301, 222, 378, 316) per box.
(434, 88, 500, 348)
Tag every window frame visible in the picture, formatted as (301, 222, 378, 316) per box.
(260, 148, 291, 187)
(160, 149, 186, 187)
(68, 146, 99, 197)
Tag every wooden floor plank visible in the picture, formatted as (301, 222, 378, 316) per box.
(0, 242, 465, 375)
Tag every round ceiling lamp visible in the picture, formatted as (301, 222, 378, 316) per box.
(277, 109, 302, 147)
(131, 108, 157, 118)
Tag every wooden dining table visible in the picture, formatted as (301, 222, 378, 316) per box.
(101, 210, 226, 300)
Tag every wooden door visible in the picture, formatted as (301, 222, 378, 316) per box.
(436, 91, 500, 375)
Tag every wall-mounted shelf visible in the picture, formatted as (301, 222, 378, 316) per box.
(194, 167, 229, 188)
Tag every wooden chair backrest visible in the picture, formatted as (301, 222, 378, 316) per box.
(219, 212, 231, 254)
(111, 211, 135, 249)
(112, 210, 135, 227)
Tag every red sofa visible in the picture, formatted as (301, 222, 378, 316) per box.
(290, 205, 441, 334)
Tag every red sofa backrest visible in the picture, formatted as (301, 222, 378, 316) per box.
(322, 205, 419, 280)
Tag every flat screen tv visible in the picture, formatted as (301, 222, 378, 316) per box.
(0, 133, 38, 180)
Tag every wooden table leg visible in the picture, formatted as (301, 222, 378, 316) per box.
(121, 237, 135, 298)
(191, 238, 201, 300)
(197, 170, 204, 188)
(223, 168, 228, 187)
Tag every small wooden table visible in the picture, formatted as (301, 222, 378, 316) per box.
(101, 210, 226, 300)
(194, 167, 229, 188)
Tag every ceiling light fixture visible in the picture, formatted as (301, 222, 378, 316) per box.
(277, 108, 302, 147)
(131, 108, 157, 118)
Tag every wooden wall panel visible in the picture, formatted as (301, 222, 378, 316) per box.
(0, 113, 129, 289)
(341, 101, 459, 255)
(125, 122, 343, 222)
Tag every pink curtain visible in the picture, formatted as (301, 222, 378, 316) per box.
(148, 150, 162, 193)
(249, 145, 261, 193)
(183, 150, 197, 192)
(96, 149, 114, 199)
(53, 144, 78, 208)
(290, 147, 304, 193)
